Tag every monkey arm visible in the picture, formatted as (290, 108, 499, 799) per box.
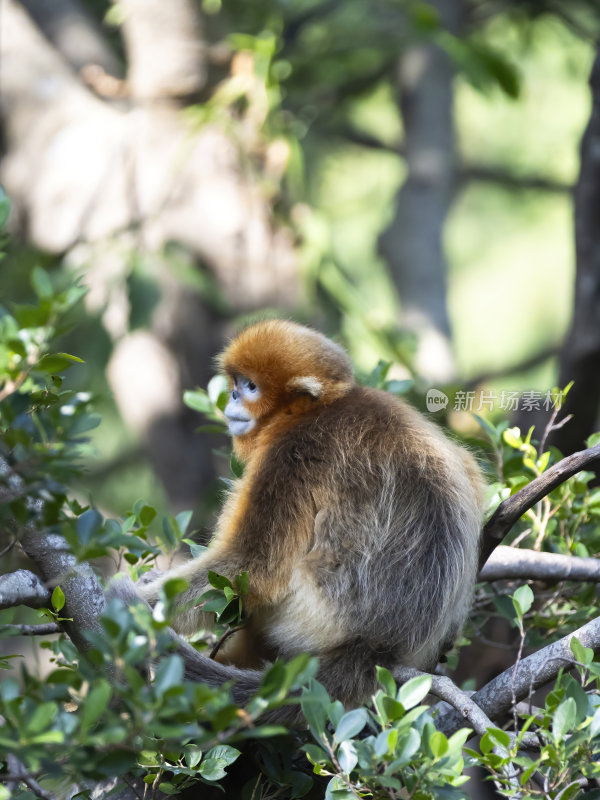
(137, 453, 316, 637)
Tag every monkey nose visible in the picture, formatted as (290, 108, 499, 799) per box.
(231, 389, 240, 401)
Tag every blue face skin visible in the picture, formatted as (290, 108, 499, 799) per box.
(224, 376, 261, 437)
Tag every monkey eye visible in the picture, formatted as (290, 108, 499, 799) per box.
(245, 379, 257, 393)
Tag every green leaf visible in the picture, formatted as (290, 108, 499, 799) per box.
(198, 757, 228, 781)
(205, 745, 240, 766)
(80, 680, 111, 733)
(512, 584, 534, 618)
(385, 379, 413, 396)
(153, 655, 184, 696)
(409, 2, 440, 31)
(77, 508, 103, 545)
(485, 728, 511, 751)
(38, 352, 84, 373)
(175, 510, 193, 536)
(327, 700, 345, 728)
(394, 728, 422, 766)
(208, 571, 233, 590)
(0, 678, 21, 701)
(374, 727, 398, 757)
(503, 427, 523, 449)
(51, 586, 66, 612)
(382, 696, 405, 721)
(397, 674, 432, 709)
(587, 432, 600, 448)
(208, 374, 229, 408)
(31, 267, 53, 300)
(162, 577, 189, 600)
(324, 778, 356, 799)
(185, 541, 208, 558)
(428, 730, 448, 758)
(558, 785, 583, 800)
(234, 571, 249, 596)
(301, 683, 328, 739)
(303, 743, 329, 765)
(376, 665, 396, 696)
(183, 390, 213, 413)
(334, 708, 368, 742)
(26, 701, 57, 733)
(138, 505, 156, 526)
(570, 636, 594, 666)
(552, 697, 577, 742)
(157, 783, 178, 795)
(183, 745, 203, 769)
(337, 739, 358, 774)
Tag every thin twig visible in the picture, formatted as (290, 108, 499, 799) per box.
(394, 666, 494, 735)
(209, 624, 246, 660)
(3, 755, 57, 800)
(0, 623, 60, 636)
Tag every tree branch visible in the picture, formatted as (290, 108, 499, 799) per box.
(460, 164, 572, 194)
(394, 666, 495, 736)
(0, 623, 60, 636)
(436, 614, 600, 736)
(18, 0, 122, 78)
(18, 530, 106, 653)
(0, 569, 51, 609)
(480, 545, 600, 583)
(119, 0, 205, 100)
(479, 443, 600, 570)
(464, 342, 560, 391)
(3, 755, 57, 800)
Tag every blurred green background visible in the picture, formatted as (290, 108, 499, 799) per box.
(1, 0, 598, 527)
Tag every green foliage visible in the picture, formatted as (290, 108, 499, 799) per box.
(0, 594, 321, 796)
(300, 672, 471, 799)
(476, 411, 600, 644)
(0, 266, 93, 536)
(183, 374, 229, 435)
(360, 359, 414, 396)
(471, 663, 600, 796)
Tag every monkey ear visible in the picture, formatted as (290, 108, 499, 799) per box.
(287, 376, 324, 399)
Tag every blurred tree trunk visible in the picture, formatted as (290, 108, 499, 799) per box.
(550, 45, 600, 454)
(0, 0, 298, 512)
(379, 0, 462, 384)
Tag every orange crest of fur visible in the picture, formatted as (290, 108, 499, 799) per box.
(218, 320, 354, 413)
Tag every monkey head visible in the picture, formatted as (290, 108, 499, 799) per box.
(219, 320, 354, 453)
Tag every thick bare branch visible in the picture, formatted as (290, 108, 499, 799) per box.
(0, 569, 51, 609)
(19, 530, 106, 653)
(120, 0, 205, 100)
(480, 545, 600, 583)
(437, 614, 600, 736)
(479, 443, 600, 570)
(18, 0, 122, 78)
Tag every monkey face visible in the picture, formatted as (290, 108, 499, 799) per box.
(224, 376, 261, 437)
